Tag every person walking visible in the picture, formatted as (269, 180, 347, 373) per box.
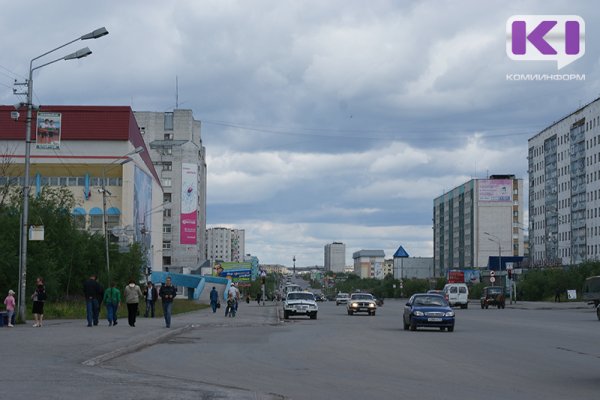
(31, 277, 46, 327)
(143, 282, 158, 318)
(124, 279, 143, 327)
(229, 283, 240, 313)
(159, 277, 177, 328)
(3, 289, 16, 327)
(209, 286, 219, 313)
(225, 292, 236, 317)
(83, 274, 102, 327)
(103, 282, 121, 326)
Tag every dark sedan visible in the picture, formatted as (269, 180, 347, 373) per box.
(403, 294, 455, 332)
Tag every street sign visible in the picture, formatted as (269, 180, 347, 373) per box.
(490, 276, 496, 283)
(490, 270, 495, 277)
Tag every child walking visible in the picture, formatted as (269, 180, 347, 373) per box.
(4, 289, 16, 327)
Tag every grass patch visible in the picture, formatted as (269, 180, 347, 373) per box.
(18, 299, 208, 321)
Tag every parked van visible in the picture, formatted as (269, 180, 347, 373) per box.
(443, 283, 469, 309)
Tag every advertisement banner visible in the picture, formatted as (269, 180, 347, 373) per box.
(180, 163, 198, 244)
(36, 112, 61, 149)
(214, 262, 252, 283)
(478, 179, 512, 202)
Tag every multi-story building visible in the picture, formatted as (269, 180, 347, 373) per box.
(352, 250, 385, 279)
(134, 109, 207, 274)
(528, 97, 600, 266)
(324, 242, 346, 272)
(433, 175, 524, 276)
(206, 227, 246, 262)
(0, 105, 163, 271)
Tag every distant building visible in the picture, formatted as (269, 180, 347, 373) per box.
(528, 97, 600, 266)
(383, 259, 394, 277)
(324, 242, 346, 272)
(261, 264, 289, 275)
(393, 246, 434, 279)
(433, 175, 524, 276)
(206, 227, 246, 262)
(352, 250, 385, 279)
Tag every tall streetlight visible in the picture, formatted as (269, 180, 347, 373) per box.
(293, 255, 296, 277)
(100, 146, 144, 286)
(17, 27, 109, 323)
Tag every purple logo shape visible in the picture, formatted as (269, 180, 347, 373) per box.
(506, 15, 585, 70)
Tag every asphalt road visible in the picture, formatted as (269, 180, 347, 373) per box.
(3, 299, 599, 400)
(105, 300, 600, 400)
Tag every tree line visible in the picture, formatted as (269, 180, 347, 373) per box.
(0, 186, 144, 301)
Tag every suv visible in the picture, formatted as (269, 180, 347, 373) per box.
(443, 283, 469, 309)
(347, 293, 377, 316)
(335, 292, 350, 306)
(480, 286, 505, 309)
(283, 291, 318, 320)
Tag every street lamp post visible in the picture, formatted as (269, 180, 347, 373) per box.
(293, 256, 296, 277)
(100, 147, 144, 286)
(17, 27, 109, 323)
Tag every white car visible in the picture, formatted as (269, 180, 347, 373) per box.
(335, 292, 350, 306)
(347, 293, 377, 316)
(283, 291, 318, 320)
(443, 283, 469, 309)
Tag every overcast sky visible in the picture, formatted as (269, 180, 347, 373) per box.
(1, 1, 599, 268)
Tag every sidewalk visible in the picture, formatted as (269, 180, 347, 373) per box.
(505, 300, 592, 310)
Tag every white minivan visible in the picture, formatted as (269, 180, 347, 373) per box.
(443, 283, 469, 309)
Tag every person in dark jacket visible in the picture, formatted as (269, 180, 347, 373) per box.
(143, 282, 158, 318)
(209, 286, 219, 313)
(83, 275, 102, 327)
(159, 277, 177, 328)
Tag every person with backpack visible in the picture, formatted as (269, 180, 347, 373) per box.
(103, 282, 121, 326)
(31, 277, 46, 327)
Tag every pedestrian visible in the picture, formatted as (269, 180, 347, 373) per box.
(159, 277, 177, 328)
(225, 292, 236, 317)
(246, 293, 250, 304)
(256, 292, 261, 305)
(209, 286, 219, 313)
(31, 277, 46, 327)
(143, 281, 158, 318)
(229, 283, 240, 312)
(103, 281, 121, 326)
(83, 274, 102, 327)
(554, 288, 561, 303)
(124, 279, 143, 327)
(3, 289, 16, 327)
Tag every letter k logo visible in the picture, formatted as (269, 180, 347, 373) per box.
(512, 20, 557, 55)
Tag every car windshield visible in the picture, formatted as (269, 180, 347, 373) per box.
(337, 293, 349, 298)
(351, 294, 373, 300)
(413, 296, 447, 306)
(287, 293, 314, 301)
(487, 287, 503, 294)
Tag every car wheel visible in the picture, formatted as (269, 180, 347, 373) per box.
(336, 302, 339, 306)
(485, 304, 489, 309)
(347, 310, 353, 315)
(283, 310, 289, 320)
(409, 319, 417, 331)
(403, 318, 409, 330)
(464, 303, 468, 309)
(480, 304, 484, 309)
(596, 306, 600, 321)
(370, 311, 376, 316)
(310, 313, 317, 320)
(447, 326, 454, 332)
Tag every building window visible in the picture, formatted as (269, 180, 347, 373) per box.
(163, 193, 172, 203)
(163, 224, 172, 234)
(163, 162, 172, 171)
(163, 256, 171, 266)
(163, 209, 172, 218)
(90, 215, 103, 230)
(163, 241, 171, 250)
(73, 215, 86, 229)
(162, 178, 172, 187)
(107, 215, 120, 229)
(162, 147, 172, 155)
(164, 133, 173, 140)
(164, 112, 174, 130)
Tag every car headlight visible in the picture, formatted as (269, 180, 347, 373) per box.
(369, 303, 375, 308)
(444, 311, 455, 317)
(351, 302, 358, 307)
(414, 311, 424, 316)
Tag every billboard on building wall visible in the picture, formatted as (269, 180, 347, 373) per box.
(36, 112, 61, 149)
(478, 179, 512, 202)
(134, 166, 153, 270)
(180, 163, 198, 244)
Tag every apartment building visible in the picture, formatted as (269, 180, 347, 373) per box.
(206, 227, 246, 262)
(324, 242, 346, 272)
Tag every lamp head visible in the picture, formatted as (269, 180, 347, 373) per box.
(81, 27, 109, 40)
